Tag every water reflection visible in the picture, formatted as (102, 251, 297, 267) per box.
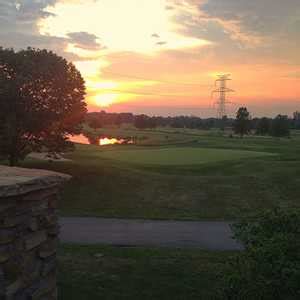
(69, 134, 133, 146)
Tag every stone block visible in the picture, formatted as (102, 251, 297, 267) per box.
(28, 217, 39, 232)
(48, 197, 58, 209)
(31, 201, 49, 216)
(25, 231, 47, 251)
(0, 228, 16, 245)
(3, 257, 22, 285)
(22, 188, 59, 202)
(41, 256, 56, 277)
(0, 200, 16, 214)
(30, 273, 56, 300)
(46, 225, 60, 237)
(39, 239, 58, 259)
(3, 214, 28, 228)
(0, 244, 13, 263)
(41, 214, 58, 228)
(5, 279, 24, 299)
(22, 251, 43, 286)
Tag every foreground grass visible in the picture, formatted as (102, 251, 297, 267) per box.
(21, 130, 300, 220)
(58, 244, 233, 300)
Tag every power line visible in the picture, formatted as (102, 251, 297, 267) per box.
(211, 74, 235, 119)
(101, 70, 212, 87)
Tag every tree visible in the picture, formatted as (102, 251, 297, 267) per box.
(134, 114, 156, 129)
(234, 107, 251, 137)
(220, 115, 228, 131)
(0, 48, 87, 166)
(271, 115, 290, 137)
(219, 208, 300, 299)
(293, 111, 300, 129)
(256, 117, 271, 135)
(87, 116, 103, 130)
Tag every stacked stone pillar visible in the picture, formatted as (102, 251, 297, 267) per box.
(0, 166, 70, 299)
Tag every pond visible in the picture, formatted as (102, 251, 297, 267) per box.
(69, 134, 134, 146)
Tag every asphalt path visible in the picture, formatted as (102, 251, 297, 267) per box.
(60, 217, 243, 250)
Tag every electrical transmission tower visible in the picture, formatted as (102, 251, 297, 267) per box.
(212, 74, 234, 119)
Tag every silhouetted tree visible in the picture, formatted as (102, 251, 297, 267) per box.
(88, 117, 103, 130)
(0, 48, 86, 166)
(256, 117, 271, 135)
(234, 107, 251, 137)
(220, 115, 228, 131)
(134, 114, 156, 129)
(293, 111, 300, 129)
(271, 115, 290, 137)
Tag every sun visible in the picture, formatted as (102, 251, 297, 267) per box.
(93, 93, 119, 107)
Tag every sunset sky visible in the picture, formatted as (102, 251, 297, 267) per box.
(1, 0, 300, 117)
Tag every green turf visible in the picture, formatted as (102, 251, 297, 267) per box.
(97, 147, 274, 165)
(58, 244, 233, 300)
(18, 129, 300, 220)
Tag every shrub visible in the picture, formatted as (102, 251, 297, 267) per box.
(219, 208, 300, 299)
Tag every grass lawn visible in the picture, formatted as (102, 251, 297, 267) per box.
(19, 129, 300, 220)
(97, 146, 274, 165)
(58, 244, 233, 300)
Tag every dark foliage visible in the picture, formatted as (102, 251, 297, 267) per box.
(86, 111, 134, 128)
(220, 208, 300, 300)
(271, 115, 290, 137)
(84, 110, 298, 134)
(0, 48, 87, 165)
(255, 117, 272, 135)
(85, 111, 234, 130)
(292, 111, 300, 129)
(234, 107, 251, 137)
(134, 114, 157, 129)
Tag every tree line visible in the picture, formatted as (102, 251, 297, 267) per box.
(87, 109, 299, 137)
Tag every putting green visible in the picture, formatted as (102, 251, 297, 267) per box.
(98, 147, 274, 165)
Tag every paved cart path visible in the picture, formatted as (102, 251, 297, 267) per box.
(60, 217, 243, 250)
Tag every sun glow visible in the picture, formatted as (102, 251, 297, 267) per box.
(93, 93, 120, 107)
(99, 138, 121, 146)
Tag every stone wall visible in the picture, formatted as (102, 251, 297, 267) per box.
(0, 166, 70, 299)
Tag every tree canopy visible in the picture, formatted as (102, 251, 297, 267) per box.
(0, 48, 87, 165)
(271, 114, 290, 137)
(234, 107, 251, 137)
(256, 117, 271, 136)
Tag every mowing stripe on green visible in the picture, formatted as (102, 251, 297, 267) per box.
(98, 147, 275, 165)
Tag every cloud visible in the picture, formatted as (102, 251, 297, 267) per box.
(0, 0, 56, 34)
(198, 0, 300, 46)
(200, 0, 300, 35)
(0, 1, 97, 60)
(151, 33, 160, 38)
(67, 31, 104, 50)
(168, 0, 300, 66)
(156, 41, 167, 46)
(0, 0, 59, 49)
